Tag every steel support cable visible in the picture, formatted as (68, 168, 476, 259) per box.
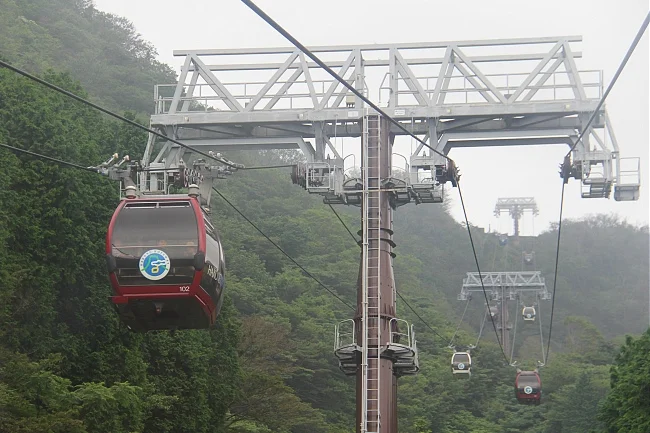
(545, 13, 650, 366)
(0, 142, 100, 173)
(395, 291, 448, 342)
(239, 0, 450, 163)
(537, 297, 546, 366)
(328, 204, 359, 243)
(210, 186, 355, 310)
(327, 200, 453, 343)
(457, 183, 510, 364)
(447, 298, 471, 348)
(565, 11, 650, 158)
(0, 59, 293, 172)
(326, 193, 464, 346)
(241, 0, 510, 365)
(509, 305, 518, 365)
(474, 307, 489, 348)
(532, 216, 536, 256)
(545, 183, 566, 366)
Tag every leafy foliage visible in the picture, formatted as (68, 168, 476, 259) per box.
(0, 0, 175, 114)
(599, 330, 650, 433)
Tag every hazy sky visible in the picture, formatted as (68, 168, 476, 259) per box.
(94, 0, 649, 234)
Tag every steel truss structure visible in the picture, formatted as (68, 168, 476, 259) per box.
(98, 36, 640, 433)
(459, 271, 550, 301)
(458, 271, 550, 356)
(494, 197, 539, 237)
(145, 36, 639, 205)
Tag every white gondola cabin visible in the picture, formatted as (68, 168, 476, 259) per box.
(451, 352, 472, 377)
(523, 252, 534, 265)
(522, 306, 536, 322)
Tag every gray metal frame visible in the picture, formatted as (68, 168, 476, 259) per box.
(458, 271, 551, 301)
(145, 36, 638, 204)
(494, 197, 539, 237)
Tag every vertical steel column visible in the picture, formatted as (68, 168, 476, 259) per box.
(501, 285, 510, 357)
(355, 115, 397, 433)
(513, 209, 520, 237)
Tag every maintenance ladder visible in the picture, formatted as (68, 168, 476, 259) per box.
(362, 114, 382, 433)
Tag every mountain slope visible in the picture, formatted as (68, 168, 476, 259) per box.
(0, 0, 175, 114)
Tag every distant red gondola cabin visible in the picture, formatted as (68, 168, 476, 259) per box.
(515, 370, 542, 405)
(106, 194, 225, 331)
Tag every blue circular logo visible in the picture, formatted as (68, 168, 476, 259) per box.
(139, 249, 171, 281)
(458, 363, 465, 370)
(524, 386, 533, 394)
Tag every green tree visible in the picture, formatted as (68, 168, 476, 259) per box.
(544, 371, 607, 433)
(599, 329, 650, 432)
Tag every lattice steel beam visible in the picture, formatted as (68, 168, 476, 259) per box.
(458, 271, 550, 301)
(144, 35, 639, 203)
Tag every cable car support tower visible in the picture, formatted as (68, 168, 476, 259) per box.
(494, 197, 539, 238)
(459, 198, 549, 362)
(98, 36, 641, 433)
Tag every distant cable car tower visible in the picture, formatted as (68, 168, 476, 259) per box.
(494, 197, 539, 238)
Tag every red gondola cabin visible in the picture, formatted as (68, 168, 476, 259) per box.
(106, 194, 225, 331)
(515, 370, 542, 405)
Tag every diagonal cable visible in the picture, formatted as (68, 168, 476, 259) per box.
(239, 0, 451, 163)
(447, 298, 471, 348)
(328, 204, 359, 244)
(211, 186, 355, 310)
(396, 291, 449, 342)
(241, 0, 510, 364)
(546, 12, 649, 365)
(457, 183, 510, 363)
(565, 12, 650, 157)
(327, 190, 458, 344)
(0, 59, 293, 171)
(0, 142, 100, 173)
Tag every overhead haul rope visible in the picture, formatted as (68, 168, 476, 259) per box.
(0, 142, 100, 173)
(328, 204, 359, 243)
(509, 304, 518, 365)
(210, 186, 355, 310)
(538, 296, 546, 366)
(545, 11, 650, 366)
(326, 194, 452, 342)
(211, 186, 356, 310)
(395, 291, 449, 342)
(448, 298, 472, 348)
(530, 214, 536, 255)
(241, 0, 511, 364)
(474, 307, 489, 348)
(509, 295, 547, 368)
(0, 59, 294, 172)
(1, 1, 512, 363)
